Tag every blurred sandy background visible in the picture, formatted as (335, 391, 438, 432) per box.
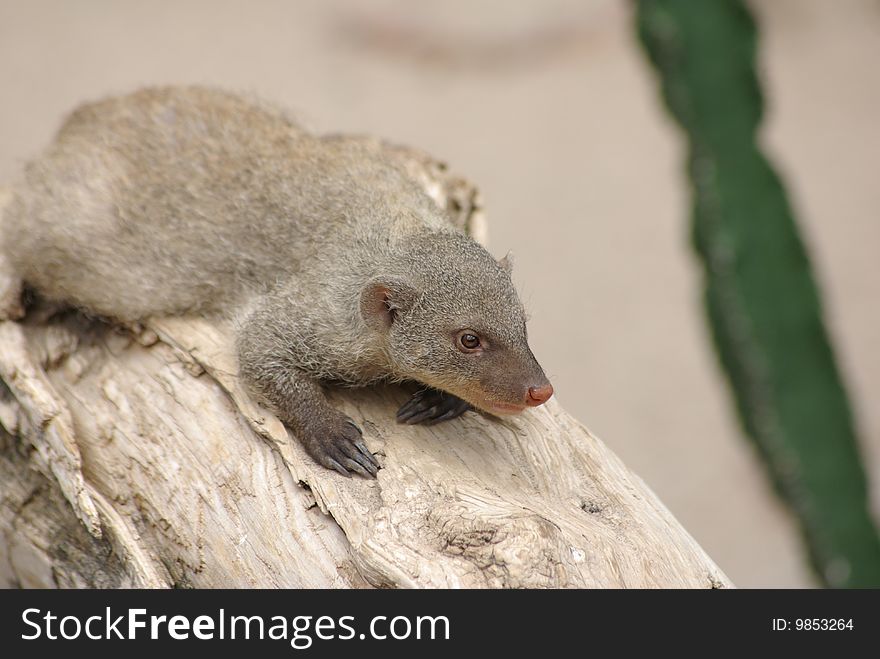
(1, 0, 878, 587)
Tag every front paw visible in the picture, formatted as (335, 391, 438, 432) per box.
(302, 415, 380, 478)
(396, 388, 471, 425)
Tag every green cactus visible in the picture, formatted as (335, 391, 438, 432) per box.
(636, 0, 880, 586)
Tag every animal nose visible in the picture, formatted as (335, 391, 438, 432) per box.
(526, 383, 554, 406)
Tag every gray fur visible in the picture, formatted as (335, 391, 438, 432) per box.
(2, 86, 551, 476)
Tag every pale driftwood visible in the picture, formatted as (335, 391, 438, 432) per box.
(0, 150, 731, 589)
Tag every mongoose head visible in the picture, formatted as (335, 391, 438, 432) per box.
(361, 232, 553, 415)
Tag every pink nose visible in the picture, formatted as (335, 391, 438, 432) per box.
(527, 383, 554, 406)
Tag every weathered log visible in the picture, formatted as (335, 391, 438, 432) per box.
(0, 149, 731, 589)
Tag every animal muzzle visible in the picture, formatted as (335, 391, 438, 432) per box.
(473, 350, 553, 414)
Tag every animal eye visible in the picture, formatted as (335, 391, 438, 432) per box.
(457, 332, 481, 351)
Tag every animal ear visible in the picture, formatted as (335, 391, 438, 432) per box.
(360, 277, 419, 331)
(498, 252, 514, 274)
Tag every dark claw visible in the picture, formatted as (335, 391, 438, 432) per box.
(325, 457, 351, 478)
(340, 438, 379, 476)
(400, 405, 441, 425)
(396, 390, 427, 421)
(423, 406, 469, 426)
(354, 439, 380, 469)
(341, 457, 371, 478)
(396, 388, 471, 425)
(305, 415, 380, 478)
